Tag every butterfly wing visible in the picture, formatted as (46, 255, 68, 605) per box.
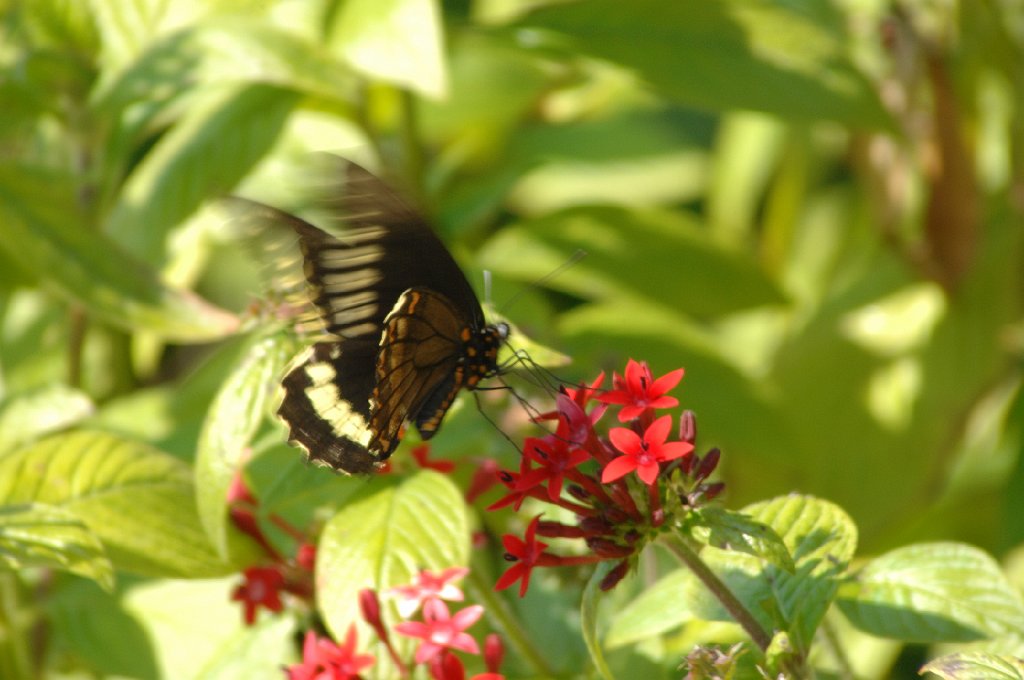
(370, 288, 472, 456)
(264, 160, 494, 473)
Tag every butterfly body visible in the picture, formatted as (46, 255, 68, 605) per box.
(269, 161, 505, 474)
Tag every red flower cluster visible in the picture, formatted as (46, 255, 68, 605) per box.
(488, 359, 723, 595)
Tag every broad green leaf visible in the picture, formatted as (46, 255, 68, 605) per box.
(0, 431, 229, 577)
(518, 0, 892, 128)
(195, 330, 296, 560)
(580, 562, 616, 680)
(331, 0, 448, 98)
(618, 496, 855, 651)
(478, 206, 786, 317)
(838, 542, 1024, 643)
(689, 507, 795, 574)
(316, 471, 469, 641)
(0, 503, 113, 590)
(105, 84, 300, 266)
(0, 384, 94, 454)
(605, 569, 701, 648)
(921, 652, 1024, 679)
(745, 495, 857, 651)
(0, 165, 238, 342)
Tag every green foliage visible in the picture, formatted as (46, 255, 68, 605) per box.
(1, 0, 1022, 678)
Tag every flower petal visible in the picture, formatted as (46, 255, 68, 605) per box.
(650, 367, 685, 395)
(608, 427, 641, 455)
(601, 456, 636, 483)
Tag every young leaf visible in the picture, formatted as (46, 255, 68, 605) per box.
(689, 507, 795, 573)
(316, 470, 469, 641)
(194, 330, 297, 560)
(0, 430, 229, 577)
(0, 165, 238, 342)
(838, 542, 1024, 643)
(0, 503, 114, 590)
(745, 495, 858, 652)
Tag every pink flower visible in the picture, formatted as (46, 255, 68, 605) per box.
(395, 599, 484, 664)
(602, 415, 694, 485)
(388, 567, 469, 618)
(286, 626, 375, 680)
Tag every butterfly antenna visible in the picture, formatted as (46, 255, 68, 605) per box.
(498, 249, 587, 314)
(472, 391, 525, 456)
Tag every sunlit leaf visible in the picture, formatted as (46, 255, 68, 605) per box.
(316, 471, 468, 642)
(105, 84, 300, 266)
(0, 384, 94, 453)
(0, 503, 113, 590)
(330, 0, 448, 97)
(195, 329, 297, 560)
(518, 0, 892, 128)
(838, 542, 1024, 643)
(0, 431, 229, 577)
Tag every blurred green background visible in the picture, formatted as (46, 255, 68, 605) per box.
(1, 0, 1022, 677)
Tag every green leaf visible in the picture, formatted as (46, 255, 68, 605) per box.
(838, 542, 1024, 643)
(0, 431, 230, 577)
(0, 384, 94, 453)
(93, 19, 356, 114)
(195, 330, 297, 560)
(623, 496, 856, 652)
(605, 569, 700, 648)
(331, 0, 448, 98)
(518, 0, 892, 128)
(478, 206, 786, 317)
(0, 503, 113, 590)
(745, 495, 857, 651)
(316, 471, 469, 641)
(0, 165, 239, 342)
(689, 507, 795, 574)
(105, 83, 300, 266)
(921, 652, 1024, 679)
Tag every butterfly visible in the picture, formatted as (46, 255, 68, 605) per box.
(264, 160, 507, 474)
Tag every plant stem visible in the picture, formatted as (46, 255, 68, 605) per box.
(397, 89, 424, 203)
(660, 534, 773, 651)
(467, 566, 554, 677)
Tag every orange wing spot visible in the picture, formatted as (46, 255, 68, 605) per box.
(406, 291, 422, 313)
(460, 327, 472, 342)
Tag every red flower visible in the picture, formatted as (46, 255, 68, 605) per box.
(465, 458, 500, 503)
(230, 566, 284, 625)
(602, 415, 694, 485)
(388, 566, 469, 618)
(411, 444, 457, 473)
(515, 435, 590, 501)
(487, 457, 546, 512)
(598, 359, 684, 422)
(286, 626, 375, 680)
(394, 599, 484, 664)
(494, 515, 550, 597)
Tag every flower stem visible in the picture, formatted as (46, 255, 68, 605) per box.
(660, 534, 773, 651)
(467, 566, 554, 677)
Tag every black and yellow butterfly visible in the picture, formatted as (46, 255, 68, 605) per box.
(256, 161, 507, 474)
